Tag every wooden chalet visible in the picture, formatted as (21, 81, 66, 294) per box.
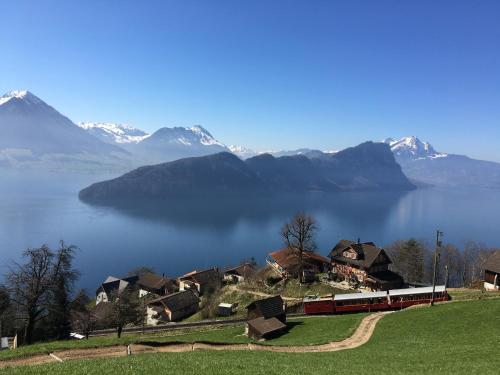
(178, 267, 222, 296)
(146, 290, 200, 324)
(136, 272, 177, 297)
(266, 247, 330, 279)
(95, 275, 138, 305)
(246, 296, 287, 340)
(224, 263, 256, 284)
(329, 240, 403, 291)
(484, 251, 500, 291)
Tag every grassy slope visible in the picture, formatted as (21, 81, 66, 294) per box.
(0, 314, 363, 361)
(3, 299, 500, 375)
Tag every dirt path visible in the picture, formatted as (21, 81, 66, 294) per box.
(229, 285, 302, 302)
(0, 312, 390, 369)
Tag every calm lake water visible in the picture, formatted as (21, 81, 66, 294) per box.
(1, 170, 499, 291)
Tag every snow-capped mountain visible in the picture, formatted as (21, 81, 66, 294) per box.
(384, 136, 500, 188)
(78, 122, 149, 144)
(127, 125, 229, 163)
(0, 90, 130, 171)
(383, 136, 448, 160)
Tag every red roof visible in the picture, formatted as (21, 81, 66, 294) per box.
(269, 248, 330, 271)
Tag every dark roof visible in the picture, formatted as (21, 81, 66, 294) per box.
(485, 251, 500, 274)
(366, 270, 404, 284)
(329, 241, 392, 269)
(247, 317, 286, 336)
(225, 263, 256, 277)
(246, 295, 284, 319)
(148, 290, 200, 312)
(137, 272, 175, 292)
(179, 268, 221, 286)
(96, 275, 138, 297)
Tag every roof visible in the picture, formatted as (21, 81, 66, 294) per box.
(137, 272, 175, 292)
(148, 290, 200, 312)
(268, 248, 330, 272)
(303, 295, 333, 302)
(246, 295, 284, 319)
(329, 241, 391, 269)
(366, 270, 404, 284)
(247, 317, 286, 336)
(485, 251, 500, 274)
(225, 263, 256, 277)
(218, 303, 235, 308)
(179, 268, 221, 286)
(334, 291, 387, 301)
(389, 285, 446, 297)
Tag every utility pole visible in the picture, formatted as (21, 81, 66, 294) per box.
(430, 230, 444, 306)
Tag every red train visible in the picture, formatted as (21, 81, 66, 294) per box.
(303, 285, 449, 315)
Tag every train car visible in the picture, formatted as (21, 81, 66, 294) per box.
(388, 285, 449, 309)
(303, 295, 334, 314)
(333, 291, 389, 313)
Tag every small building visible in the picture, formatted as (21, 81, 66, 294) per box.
(484, 251, 500, 291)
(246, 295, 286, 323)
(96, 275, 138, 305)
(224, 263, 256, 284)
(136, 272, 177, 297)
(146, 290, 200, 324)
(246, 296, 287, 340)
(217, 302, 237, 317)
(328, 240, 403, 291)
(266, 248, 330, 279)
(178, 268, 222, 296)
(246, 317, 286, 340)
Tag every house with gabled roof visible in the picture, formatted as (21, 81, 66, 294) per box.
(96, 272, 176, 305)
(329, 240, 403, 291)
(146, 290, 200, 324)
(224, 263, 256, 284)
(266, 247, 330, 279)
(484, 251, 500, 291)
(178, 267, 222, 296)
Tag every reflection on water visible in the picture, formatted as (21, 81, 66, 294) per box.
(1, 170, 499, 291)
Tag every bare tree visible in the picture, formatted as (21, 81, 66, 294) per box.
(103, 288, 144, 338)
(281, 212, 318, 283)
(70, 290, 96, 340)
(6, 246, 53, 345)
(0, 285, 10, 338)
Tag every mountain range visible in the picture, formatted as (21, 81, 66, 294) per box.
(79, 142, 414, 202)
(1, 90, 500, 189)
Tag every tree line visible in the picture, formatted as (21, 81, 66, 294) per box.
(386, 239, 497, 288)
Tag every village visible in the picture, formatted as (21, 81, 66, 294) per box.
(86, 236, 499, 341)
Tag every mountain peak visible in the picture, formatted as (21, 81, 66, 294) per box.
(384, 136, 448, 160)
(0, 90, 43, 106)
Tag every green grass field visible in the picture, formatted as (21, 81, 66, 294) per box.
(2, 299, 499, 374)
(0, 314, 364, 361)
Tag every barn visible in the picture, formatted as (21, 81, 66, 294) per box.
(246, 296, 287, 340)
(484, 251, 500, 291)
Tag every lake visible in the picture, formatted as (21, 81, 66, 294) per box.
(1, 170, 499, 291)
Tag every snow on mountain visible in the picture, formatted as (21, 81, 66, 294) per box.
(384, 136, 448, 160)
(79, 122, 149, 144)
(0, 90, 130, 171)
(228, 145, 259, 159)
(0, 90, 44, 106)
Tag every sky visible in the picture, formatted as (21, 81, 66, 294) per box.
(1, 1, 499, 160)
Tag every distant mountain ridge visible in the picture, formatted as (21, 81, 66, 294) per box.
(78, 122, 149, 144)
(383, 136, 500, 189)
(79, 142, 415, 202)
(0, 90, 130, 170)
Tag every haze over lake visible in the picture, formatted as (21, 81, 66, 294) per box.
(1, 170, 498, 291)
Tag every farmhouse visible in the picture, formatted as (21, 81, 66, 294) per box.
(246, 296, 287, 340)
(329, 240, 403, 291)
(224, 263, 256, 284)
(96, 272, 175, 304)
(146, 290, 200, 324)
(178, 267, 222, 296)
(484, 251, 500, 291)
(267, 247, 330, 279)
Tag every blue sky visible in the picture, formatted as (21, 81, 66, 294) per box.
(1, 1, 499, 160)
